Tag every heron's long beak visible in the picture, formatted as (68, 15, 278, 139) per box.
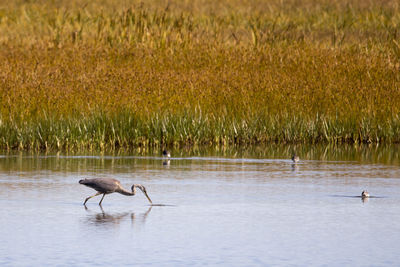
(144, 192, 153, 204)
(146, 195, 153, 204)
(140, 188, 153, 204)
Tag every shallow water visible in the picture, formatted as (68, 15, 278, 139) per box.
(0, 145, 400, 266)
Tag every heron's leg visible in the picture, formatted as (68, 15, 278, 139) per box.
(83, 192, 102, 205)
(99, 193, 106, 205)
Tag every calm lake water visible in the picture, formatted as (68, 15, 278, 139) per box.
(0, 144, 400, 266)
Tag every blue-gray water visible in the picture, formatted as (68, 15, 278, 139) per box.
(0, 146, 400, 266)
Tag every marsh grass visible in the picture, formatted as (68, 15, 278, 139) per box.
(0, 0, 399, 150)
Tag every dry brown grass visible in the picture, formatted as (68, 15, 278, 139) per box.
(0, 0, 399, 150)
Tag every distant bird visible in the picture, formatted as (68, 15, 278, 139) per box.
(79, 178, 152, 205)
(162, 149, 171, 158)
(361, 190, 369, 198)
(291, 154, 299, 163)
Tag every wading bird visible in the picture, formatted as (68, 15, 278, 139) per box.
(361, 190, 369, 198)
(162, 149, 171, 158)
(79, 178, 152, 205)
(291, 154, 299, 163)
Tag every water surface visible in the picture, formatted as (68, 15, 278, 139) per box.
(0, 145, 399, 266)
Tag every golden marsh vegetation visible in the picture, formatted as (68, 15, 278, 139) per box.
(0, 0, 399, 150)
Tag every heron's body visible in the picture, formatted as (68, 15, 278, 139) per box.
(80, 178, 121, 194)
(79, 178, 152, 205)
(291, 154, 299, 163)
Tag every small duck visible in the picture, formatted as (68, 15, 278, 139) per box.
(291, 154, 299, 163)
(162, 149, 171, 158)
(361, 190, 370, 198)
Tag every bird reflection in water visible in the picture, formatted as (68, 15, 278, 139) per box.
(84, 205, 152, 227)
(291, 163, 299, 172)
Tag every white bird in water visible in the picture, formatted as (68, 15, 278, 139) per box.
(79, 178, 152, 205)
(361, 190, 369, 198)
(162, 149, 171, 158)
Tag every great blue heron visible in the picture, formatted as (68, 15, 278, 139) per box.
(361, 190, 369, 198)
(291, 154, 299, 163)
(79, 178, 152, 205)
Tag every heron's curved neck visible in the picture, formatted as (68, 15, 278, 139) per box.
(117, 186, 136, 196)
